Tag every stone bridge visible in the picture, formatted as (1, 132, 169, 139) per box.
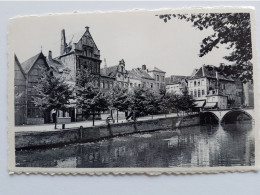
(200, 108, 254, 124)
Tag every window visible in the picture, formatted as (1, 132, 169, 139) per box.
(202, 89, 205, 96)
(162, 76, 164, 82)
(198, 89, 201, 97)
(151, 83, 153, 88)
(118, 74, 121, 78)
(190, 81, 193, 87)
(194, 89, 197, 97)
(198, 81, 200, 86)
(130, 83, 133, 87)
(194, 81, 197, 86)
(190, 91, 193, 97)
(100, 82, 103, 88)
(157, 75, 159, 81)
(157, 83, 159, 88)
(121, 66, 124, 72)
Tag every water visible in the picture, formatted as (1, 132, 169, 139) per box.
(16, 121, 255, 168)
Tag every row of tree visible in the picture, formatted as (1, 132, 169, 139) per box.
(33, 69, 194, 128)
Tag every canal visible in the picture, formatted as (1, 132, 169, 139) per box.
(16, 121, 255, 168)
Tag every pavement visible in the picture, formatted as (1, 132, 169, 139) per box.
(15, 113, 179, 132)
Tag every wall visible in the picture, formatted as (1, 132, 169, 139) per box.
(15, 115, 200, 149)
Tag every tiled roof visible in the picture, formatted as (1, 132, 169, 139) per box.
(132, 68, 154, 80)
(21, 52, 44, 74)
(47, 58, 66, 73)
(128, 69, 142, 80)
(190, 65, 234, 81)
(101, 65, 118, 78)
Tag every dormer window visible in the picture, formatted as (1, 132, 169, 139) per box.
(121, 66, 124, 73)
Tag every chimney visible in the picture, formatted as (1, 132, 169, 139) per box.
(48, 50, 52, 60)
(104, 58, 107, 74)
(142, 64, 146, 70)
(202, 64, 205, 77)
(85, 26, 90, 31)
(60, 29, 66, 56)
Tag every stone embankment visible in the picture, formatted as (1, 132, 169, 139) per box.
(15, 114, 200, 150)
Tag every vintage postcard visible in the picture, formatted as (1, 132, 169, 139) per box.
(8, 7, 259, 175)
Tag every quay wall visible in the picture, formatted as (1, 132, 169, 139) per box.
(15, 114, 200, 149)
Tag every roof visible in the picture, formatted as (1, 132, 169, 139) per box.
(132, 68, 154, 80)
(189, 65, 234, 81)
(193, 100, 206, 108)
(204, 102, 217, 109)
(101, 65, 118, 78)
(21, 52, 47, 74)
(47, 58, 66, 73)
(149, 66, 166, 73)
(128, 69, 142, 80)
(165, 75, 189, 85)
(14, 54, 26, 78)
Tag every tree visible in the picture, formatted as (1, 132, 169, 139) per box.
(109, 84, 130, 122)
(157, 13, 253, 83)
(32, 69, 74, 129)
(76, 69, 109, 126)
(128, 87, 151, 120)
(175, 88, 194, 115)
(144, 90, 161, 119)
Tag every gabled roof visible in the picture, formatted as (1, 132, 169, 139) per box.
(21, 52, 48, 74)
(132, 68, 154, 80)
(149, 66, 166, 73)
(14, 54, 26, 78)
(101, 65, 118, 78)
(189, 65, 234, 82)
(128, 69, 142, 80)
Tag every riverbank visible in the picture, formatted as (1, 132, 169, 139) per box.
(15, 114, 200, 150)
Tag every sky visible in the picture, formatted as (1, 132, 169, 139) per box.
(9, 10, 233, 77)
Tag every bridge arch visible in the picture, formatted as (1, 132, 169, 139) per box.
(220, 110, 252, 124)
(200, 112, 219, 124)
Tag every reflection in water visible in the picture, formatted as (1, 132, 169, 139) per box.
(16, 121, 255, 168)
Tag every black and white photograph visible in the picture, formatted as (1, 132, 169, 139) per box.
(8, 7, 259, 174)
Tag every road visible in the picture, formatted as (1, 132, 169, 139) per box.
(15, 113, 179, 132)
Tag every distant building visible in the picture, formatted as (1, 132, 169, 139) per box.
(188, 65, 243, 110)
(132, 65, 155, 89)
(100, 59, 129, 88)
(14, 55, 26, 125)
(15, 52, 50, 125)
(58, 26, 101, 87)
(100, 59, 116, 90)
(165, 75, 189, 94)
(148, 67, 166, 91)
(128, 69, 142, 90)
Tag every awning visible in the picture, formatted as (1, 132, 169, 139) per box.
(204, 102, 217, 109)
(193, 100, 205, 108)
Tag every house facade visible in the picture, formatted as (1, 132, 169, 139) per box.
(14, 55, 27, 125)
(15, 52, 51, 125)
(165, 75, 189, 94)
(59, 27, 101, 87)
(188, 65, 242, 110)
(100, 59, 129, 89)
(148, 67, 166, 91)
